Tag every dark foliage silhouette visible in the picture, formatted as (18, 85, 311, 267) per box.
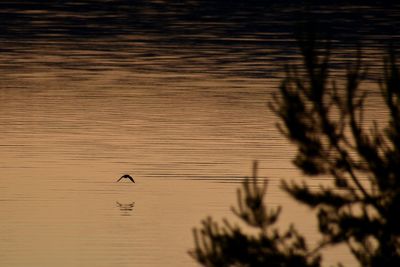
(191, 30, 400, 266)
(270, 30, 400, 266)
(190, 161, 321, 267)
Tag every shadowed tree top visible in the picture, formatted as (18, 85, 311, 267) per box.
(191, 26, 400, 267)
(270, 29, 400, 266)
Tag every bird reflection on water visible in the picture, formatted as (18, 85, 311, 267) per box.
(116, 201, 135, 216)
(115, 175, 135, 215)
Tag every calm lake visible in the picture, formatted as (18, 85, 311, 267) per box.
(0, 1, 399, 266)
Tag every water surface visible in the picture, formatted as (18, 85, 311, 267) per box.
(1, 2, 399, 266)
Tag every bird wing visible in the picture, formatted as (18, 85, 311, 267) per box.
(117, 174, 134, 183)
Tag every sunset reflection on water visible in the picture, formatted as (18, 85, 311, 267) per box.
(1, 1, 399, 266)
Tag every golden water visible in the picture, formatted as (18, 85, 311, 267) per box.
(0, 2, 398, 266)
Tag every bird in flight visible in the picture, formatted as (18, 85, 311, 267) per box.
(117, 174, 135, 183)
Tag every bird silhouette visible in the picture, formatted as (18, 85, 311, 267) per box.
(117, 174, 135, 183)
